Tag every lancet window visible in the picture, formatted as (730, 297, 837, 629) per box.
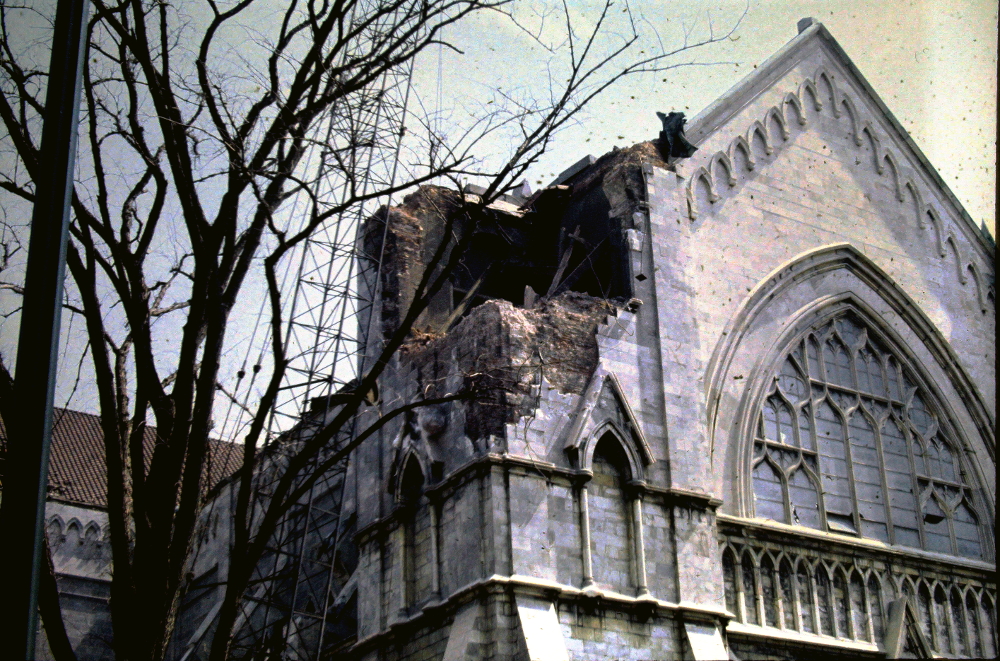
(578, 429, 649, 597)
(589, 436, 634, 594)
(751, 313, 990, 560)
(398, 458, 434, 610)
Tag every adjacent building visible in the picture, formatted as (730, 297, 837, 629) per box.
(0, 409, 241, 661)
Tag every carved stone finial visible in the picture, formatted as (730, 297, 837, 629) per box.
(656, 111, 698, 160)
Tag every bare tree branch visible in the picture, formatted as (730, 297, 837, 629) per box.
(0, 1, 745, 659)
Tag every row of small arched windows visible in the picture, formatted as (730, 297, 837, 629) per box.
(46, 515, 106, 547)
(723, 544, 998, 658)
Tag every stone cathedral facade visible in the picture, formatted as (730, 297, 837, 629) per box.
(173, 19, 995, 661)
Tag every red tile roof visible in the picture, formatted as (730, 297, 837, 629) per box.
(0, 408, 243, 508)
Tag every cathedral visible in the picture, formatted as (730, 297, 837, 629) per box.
(182, 17, 992, 660)
(36, 17, 996, 661)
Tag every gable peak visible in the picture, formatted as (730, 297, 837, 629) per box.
(796, 17, 818, 33)
(681, 18, 991, 261)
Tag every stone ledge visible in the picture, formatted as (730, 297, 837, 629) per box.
(346, 572, 733, 658)
(358, 453, 726, 548)
(653, 486, 723, 510)
(727, 621, 883, 656)
(719, 514, 997, 575)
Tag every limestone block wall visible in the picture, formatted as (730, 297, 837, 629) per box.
(346, 242, 715, 660)
(436, 477, 488, 597)
(646, 40, 995, 511)
(641, 20, 996, 661)
(559, 606, 680, 661)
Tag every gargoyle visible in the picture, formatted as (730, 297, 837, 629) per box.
(656, 111, 698, 160)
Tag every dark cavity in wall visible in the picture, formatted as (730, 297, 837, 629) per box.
(454, 180, 632, 311)
(364, 143, 661, 340)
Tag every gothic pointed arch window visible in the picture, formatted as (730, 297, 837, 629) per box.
(588, 433, 634, 594)
(750, 311, 991, 561)
(398, 456, 433, 610)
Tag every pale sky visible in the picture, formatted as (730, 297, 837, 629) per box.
(2, 0, 994, 423)
(413, 0, 997, 235)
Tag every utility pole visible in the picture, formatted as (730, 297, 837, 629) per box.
(0, 1, 91, 658)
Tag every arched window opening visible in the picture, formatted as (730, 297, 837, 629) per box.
(399, 458, 432, 611)
(867, 574, 885, 641)
(779, 558, 796, 630)
(954, 503, 983, 558)
(816, 566, 835, 636)
(833, 569, 851, 638)
(763, 395, 795, 445)
(723, 548, 739, 616)
(588, 434, 633, 595)
(741, 551, 759, 626)
(910, 393, 934, 437)
(752, 458, 785, 524)
(849, 571, 869, 642)
(951, 588, 969, 656)
(798, 403, 815, 451)
(823, 333, 853, 389)
(917, 583, 934, 646)
(900, 577, 914, 601)
(788, 467, 820, 529)
(848, 409, 888, 542)
(815, 400, 855, 534)
(982, 597, 998, 658)
(46, 517, 63, 546)
(882, 416, 921, 548)
(761, 555, 779, 627)
(964, 592, 982, 657)
(856, 346, 884, 395)
(933, 585, 953, 654)
(922, 493, 950, 554)
(750, 312, 991, 560)
(796, 561, 815, 634)
(807, 336, 823, 378)
(65, 521, 82, 547)
(778, 358, 809, 402)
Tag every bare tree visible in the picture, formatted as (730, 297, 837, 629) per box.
(0, 1, 743, 660)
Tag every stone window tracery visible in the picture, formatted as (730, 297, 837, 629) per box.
(721, 534, 998, 654)
(751, 312, 989, 561)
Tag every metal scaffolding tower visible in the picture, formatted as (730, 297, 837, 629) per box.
(218, 8, 418, 658)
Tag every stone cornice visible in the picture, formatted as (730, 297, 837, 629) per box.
(344, 573, 733, 659)
(726, 621, 883, 657)
(355, 452, 723, 546)
(719, 514, 997, 576)
(654, 485, 724, 510)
